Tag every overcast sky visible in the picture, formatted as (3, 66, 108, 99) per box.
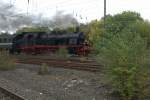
(2, 0, 150, 22)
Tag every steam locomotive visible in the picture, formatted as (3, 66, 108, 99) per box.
(9, 31, 90, 55)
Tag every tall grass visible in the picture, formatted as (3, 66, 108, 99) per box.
(56, 48, 69, 59)
(0, 51, 16, 71)
(38, 63, 49, 75)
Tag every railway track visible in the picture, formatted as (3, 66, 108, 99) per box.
(16, 57, 101, 72)
(0, 86, 25, 100)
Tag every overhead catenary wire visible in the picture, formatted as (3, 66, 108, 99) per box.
(4, 0, 103, 22)
(25, 0, 102, 23)
(46, 0, 100, 10)
(39, 0, 99, 8)
(44, 0, 101, 15)
(44, 2, 100, 15)
(28, 0, 101, 18)
(27, 0, 100, 13)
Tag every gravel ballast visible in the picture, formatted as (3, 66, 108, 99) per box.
(0, 64, 118, 100)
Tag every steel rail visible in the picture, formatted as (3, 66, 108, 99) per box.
(0, 86, 25, 100)
(16, 58, 101, 72)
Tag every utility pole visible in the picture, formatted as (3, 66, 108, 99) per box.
(27, 0, 30, 15)
(104, 0, 106, 28)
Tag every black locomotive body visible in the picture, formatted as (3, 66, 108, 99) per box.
(10, 32, 90, 55)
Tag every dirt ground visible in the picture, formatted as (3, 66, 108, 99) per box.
(0, 64, 119, 100)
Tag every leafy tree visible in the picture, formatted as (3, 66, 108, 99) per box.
(94, 11, 150, 100)
(16, 27, 49, 34)
(51, 27, 76, 34)
(133, 20, 150, 47)
(105, 11, 143, 34)
(96, 28, 150, 100)
(66, 27, 76, 33)
(80, 20, 104, 45)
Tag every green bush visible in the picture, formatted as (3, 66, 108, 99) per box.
(96, 29, 150, 100)
(38, 63, 49, 75)
(0, 51, 16, 71)
(56, 48, 69, 58)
